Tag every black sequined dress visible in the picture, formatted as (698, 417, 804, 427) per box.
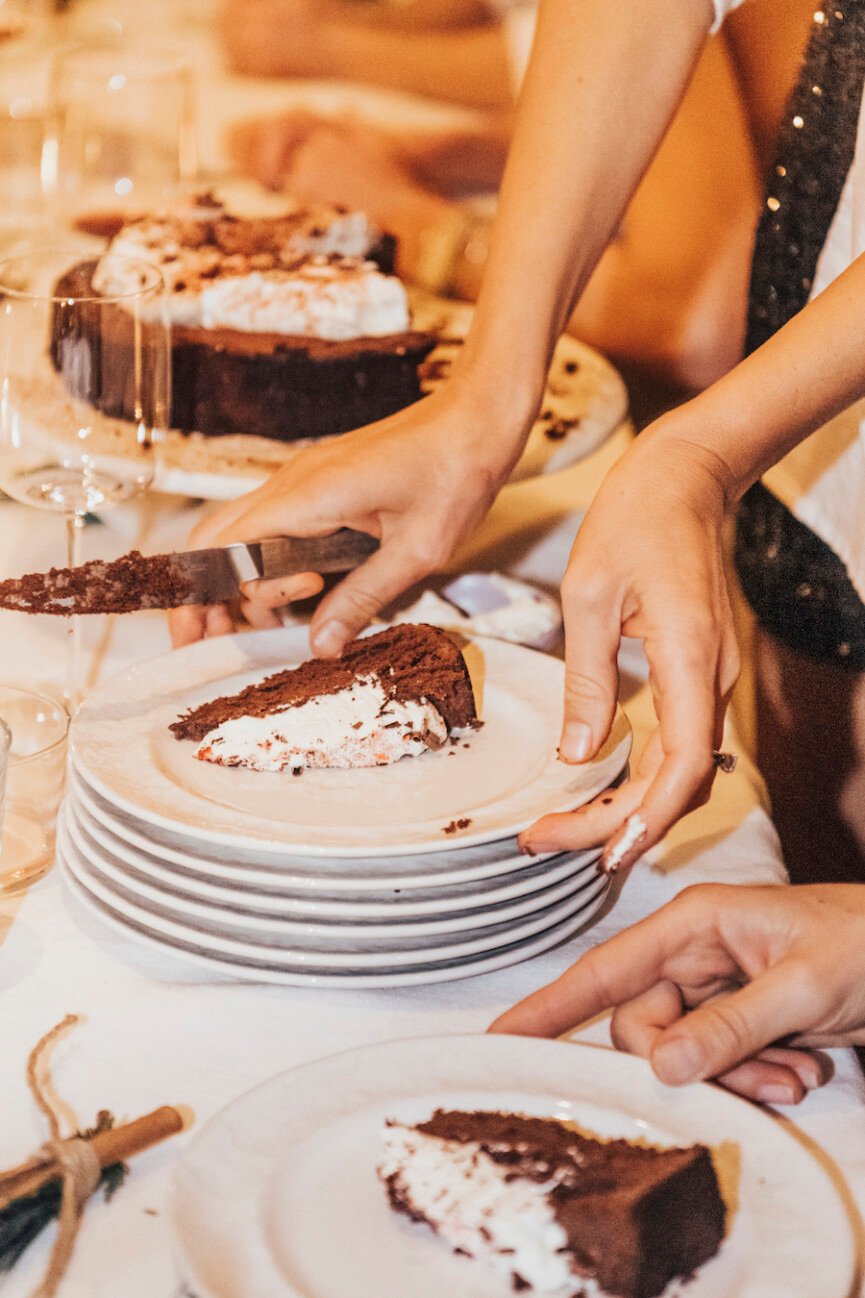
(734, 1, 865, 667)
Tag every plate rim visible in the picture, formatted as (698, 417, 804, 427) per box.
(63, 800, 604, 936)
(58, 852, 610, 987)
(153, 326, 629, 502)
(58, 817, 608, 967)
(71, 629, 632, 858)
(68, 765, 587, 890)
(170, 1033, 858, 1298)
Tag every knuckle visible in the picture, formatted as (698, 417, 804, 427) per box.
(672, 882, 718, 918)
(407, 531, 448, 575)
(704, 996, 755, 1057)
(563, 667, 610, 710)
(561, 568, 607, 612)
(610, 1005, 639, 1055)
(337, 583, 382, 623)
(783, 957, 828, 1017)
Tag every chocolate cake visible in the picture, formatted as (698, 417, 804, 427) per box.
(170, 623, 477, 774)
(50, 195, 436, 442)
(379, 1109, 726, 1298)
(0, 550, 193, 615)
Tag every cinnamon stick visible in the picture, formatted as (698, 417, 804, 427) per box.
(0, 1106, 186, 1210)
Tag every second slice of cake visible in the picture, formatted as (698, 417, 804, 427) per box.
(379, 1109, 726, 1298)
(170, 624, 476, 774)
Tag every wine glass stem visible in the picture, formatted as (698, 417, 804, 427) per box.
(65, 511, 85, 708)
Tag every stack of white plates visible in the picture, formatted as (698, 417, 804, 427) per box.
(59, 628, 631, 987)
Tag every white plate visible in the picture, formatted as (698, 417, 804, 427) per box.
(172, 1035, 856, 1298)
(59, 819, 607, 967)
(67, 789, 601, 917)
(65, 799, 602, 935)
(58, 853, 610, 987)
(69, 767, 600, 893)
(153, 304, 628, 501)
(71, 629, 631, 857)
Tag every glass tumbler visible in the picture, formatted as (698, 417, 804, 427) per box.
(0, 686, 69, 892)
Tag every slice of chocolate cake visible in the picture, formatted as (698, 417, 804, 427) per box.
(170, 624, 477, 774)
(379, 1110, 726, 1298)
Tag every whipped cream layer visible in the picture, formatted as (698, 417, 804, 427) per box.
(199, 259, 409, 339)
(92, 193, 401, 335)
(379, 1123, 585, 1297)
(194, 675, 447, 773)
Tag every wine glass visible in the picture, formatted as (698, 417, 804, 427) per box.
(0, 1, 53, 253)
(0, 247, 170, 702)
(43, 43, 196, 236)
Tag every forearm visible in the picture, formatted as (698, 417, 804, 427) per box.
(458, 0, 713, 422)
(329, 23, 512, 110)
(654, 252, 865, 501)
(337, 0, 491, 32)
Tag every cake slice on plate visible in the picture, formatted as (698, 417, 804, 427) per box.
(170, 624, 477, 774)
(378, 1109, 726, 1298)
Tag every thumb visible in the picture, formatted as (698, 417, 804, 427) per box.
(650, 965, 811, 1087)
(309, 533, 436, 657)
(558, 577, 620, 763)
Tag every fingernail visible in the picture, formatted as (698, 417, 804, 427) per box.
(757, 1084, 798, 1106)
(313, 620, 349, 657)
(653, 1037, 705, 1086)
(559, 722, 592, 764)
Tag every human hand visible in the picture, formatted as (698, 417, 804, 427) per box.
(491, 882, 865, 1104)
(169, 384, 530, 650)
(218, 0, 339, 79)
(279, 119, 437, 222)
(519, 419, 740, 873)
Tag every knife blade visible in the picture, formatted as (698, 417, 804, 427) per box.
(0, 531, 380, 616)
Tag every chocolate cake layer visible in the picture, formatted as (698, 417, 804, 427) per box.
(170, 623, 477, 743)
(391, 1110, 726, 1298)
(0, 550, 192, 616)
(51, 261, 437, 441)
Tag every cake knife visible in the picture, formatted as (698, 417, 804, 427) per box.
(0, 531, 380, 616)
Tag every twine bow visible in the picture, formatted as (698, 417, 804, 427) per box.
(26, 1015, 101, 1298)
(0, 1017, 184, 1296)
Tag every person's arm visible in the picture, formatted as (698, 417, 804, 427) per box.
(518, 247, 865, 881)
(220, 0, 514, 112)
(334, 0, 492, 34)
(172, 0, 716, 648)
(491, 882, 865, 1104)
(454, 0, 714, 409)
(568, 32, 759, 388)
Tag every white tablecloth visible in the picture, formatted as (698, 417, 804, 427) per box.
(1, 445, 864, 1296)
(2, 7, 865, 1288)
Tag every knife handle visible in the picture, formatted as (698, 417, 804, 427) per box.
(256, 530, 380, 577)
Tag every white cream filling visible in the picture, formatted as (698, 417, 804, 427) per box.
(379, 1125, 586, 1296)
(602, 813, 648, 874)
(194, 676, 446, 772)
(92, 202, 391, 333)
(294, 209, 383, 259)
(199, 264, 409, 339)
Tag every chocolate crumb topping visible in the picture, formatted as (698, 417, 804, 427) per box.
(442, 817, 472, 834)
(0, 550, 194, 616)
(171, 623, 476, 743)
